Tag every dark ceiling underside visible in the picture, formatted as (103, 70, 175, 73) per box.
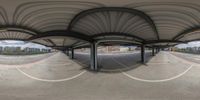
(0, 1, 200, 49)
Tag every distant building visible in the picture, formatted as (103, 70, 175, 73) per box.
(3, 46, 21, 52)
(23, 47, 40, 53)
(119, 46, 128, 52)
(120, 46, 136, 51)
(173, 46, 200, 54)
(0, 46, 51, 55)
(41, 48, 51, 52)
(98, 46, 120, 53)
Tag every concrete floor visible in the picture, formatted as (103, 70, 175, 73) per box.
(0, 51, 199, 100)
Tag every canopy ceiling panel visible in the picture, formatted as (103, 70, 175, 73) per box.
(152, 43, 178, 46)
(70, 8, 157, 40)
(13, 1, 104, 32)
(32, 36, 85, 47)
(0, 31, 33, 40)
(94, 35, 143, 44)
(0, 7, 8, 25)
(50, 38, 77, 46)
(31, 39, 55, 47)
(94, 35, 136, 40)
(1, 0, 200, 48)
(99, 41, 141, 46)
(179, 31, 200, 42)
(126, 2, 200, 40)
(72, 42, 90, 49)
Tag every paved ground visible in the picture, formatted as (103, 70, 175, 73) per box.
(0, 53, 54, 65)
(0, 51, 199, 100)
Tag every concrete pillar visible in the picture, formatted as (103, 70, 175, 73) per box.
(90, 42, 98, 71)
(141, 45, 145, 63)
(152, 47, 155, 56)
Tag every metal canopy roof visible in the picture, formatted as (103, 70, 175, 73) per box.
(0, 0, 200, 48)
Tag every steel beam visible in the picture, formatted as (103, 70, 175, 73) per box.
(28, 30, 92, 42)
(92, 32, 145, 42)
(90, 42, 98, 71)
(46, 39, 56, 46)
(144, 40, 186, 44)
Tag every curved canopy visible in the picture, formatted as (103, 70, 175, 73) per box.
(0, 0, 200, 48)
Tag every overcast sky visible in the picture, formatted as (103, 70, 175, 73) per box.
(0, 40, 200, 49)
(175, 41, 200, 48)
(0, 40, 50, 49)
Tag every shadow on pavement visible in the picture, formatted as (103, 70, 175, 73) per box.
(73, 52, 155, 73)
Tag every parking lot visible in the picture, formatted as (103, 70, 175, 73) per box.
(0, 51, 199, 100)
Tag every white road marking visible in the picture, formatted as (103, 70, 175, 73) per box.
(122, 65, 192, 82)
(15, 52, 86, 82)
(16, 66, 86, 82)
(111, 54, 193, 83)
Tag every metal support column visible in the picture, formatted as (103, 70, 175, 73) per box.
(66, 48, 69, 56)
(70, 48, 74, 59)
(156, 48, 159, 53)
(141, 45, 145, 63)
(152, 47, 155, 56)
(90, 42, 98, 71)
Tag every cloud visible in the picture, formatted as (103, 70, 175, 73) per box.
(176, 41, 200, 48)
(0, 40, 50, 49)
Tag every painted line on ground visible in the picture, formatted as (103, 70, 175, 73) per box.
(16, 66, 86, 82)
(15, 52, 87, 82)
(122, 65, 192, 82)
(111, 53, 193, 83)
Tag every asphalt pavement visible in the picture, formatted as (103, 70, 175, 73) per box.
(0, 51, 199, 100)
